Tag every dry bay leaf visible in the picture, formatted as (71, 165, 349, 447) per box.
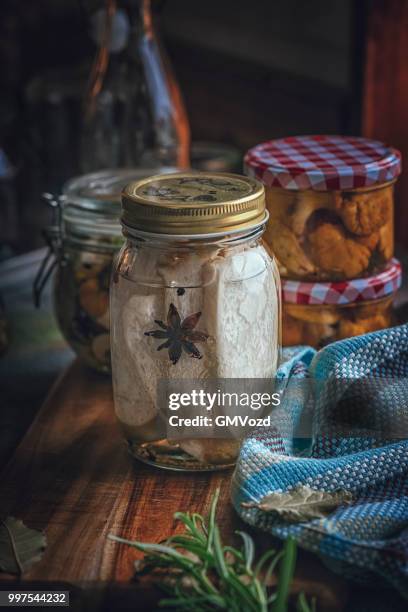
(0, 517, 46, 575)
(242, 485, 352, 523)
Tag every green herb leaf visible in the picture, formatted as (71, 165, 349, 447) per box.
(272, 537, 297, 612)
(297, 591, 317, 612)
(108, 488, 316, 611)
(242, 486, 352, 522)
(236, 531, 255, 575)
(0, 517, 46, 575)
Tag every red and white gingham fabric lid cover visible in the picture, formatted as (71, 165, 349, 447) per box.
(245, 135, 401, 191)
(282, 259, 402, 305)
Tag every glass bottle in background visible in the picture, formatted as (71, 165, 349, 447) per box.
(80, 0, 190, 173)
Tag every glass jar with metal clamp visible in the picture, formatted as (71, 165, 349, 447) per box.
(34, 167, 175, 373)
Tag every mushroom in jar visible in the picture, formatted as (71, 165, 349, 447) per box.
(307, 222, 372, 279)
(266, 222, 316, 277)
(334, 187, 392, 236)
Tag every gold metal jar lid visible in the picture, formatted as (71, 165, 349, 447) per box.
(121, 172, 266, 235)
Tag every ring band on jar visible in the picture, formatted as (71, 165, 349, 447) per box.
(111, 172, 281, 471)
(50, 167, 176, 373)
(245, 135, 401, 281)
(281, 258, 401, 348)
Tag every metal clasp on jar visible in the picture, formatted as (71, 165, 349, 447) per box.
(33, 192, 66, 307)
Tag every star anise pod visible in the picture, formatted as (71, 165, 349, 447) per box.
(145, 303, 208, 365)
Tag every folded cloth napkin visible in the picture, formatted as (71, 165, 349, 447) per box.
(231, 324, 408, 597)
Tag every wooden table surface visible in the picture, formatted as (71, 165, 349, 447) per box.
(1, 246, 407, 610)
(0, 360, 238, 576)
(0, 360, 352, 611)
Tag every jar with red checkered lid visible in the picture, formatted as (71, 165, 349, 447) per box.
(245, 135, 401, 281)
(281, 258, 402, 348)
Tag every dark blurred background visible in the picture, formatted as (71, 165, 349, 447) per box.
(0, 0, 407, 256)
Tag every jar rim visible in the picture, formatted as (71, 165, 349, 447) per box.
(121, 210, 269, 241)
(62, 167, 177, 217)
(60, 167, 178, 245)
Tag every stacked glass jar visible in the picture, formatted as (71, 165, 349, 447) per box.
(245, 135, 402, 348)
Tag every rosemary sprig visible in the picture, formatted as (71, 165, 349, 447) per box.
(108, 489, 315, 612)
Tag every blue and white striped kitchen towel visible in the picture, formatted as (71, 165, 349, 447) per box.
(232, 324, 408, 597)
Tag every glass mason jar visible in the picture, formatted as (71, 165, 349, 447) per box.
(282, 258, 402, 349)
(245, 136, 401, 281)
(37, 168, 175, 373)
(111, 172, 281, 470)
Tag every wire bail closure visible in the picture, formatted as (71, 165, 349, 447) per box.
(33, 193, 66, 307)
